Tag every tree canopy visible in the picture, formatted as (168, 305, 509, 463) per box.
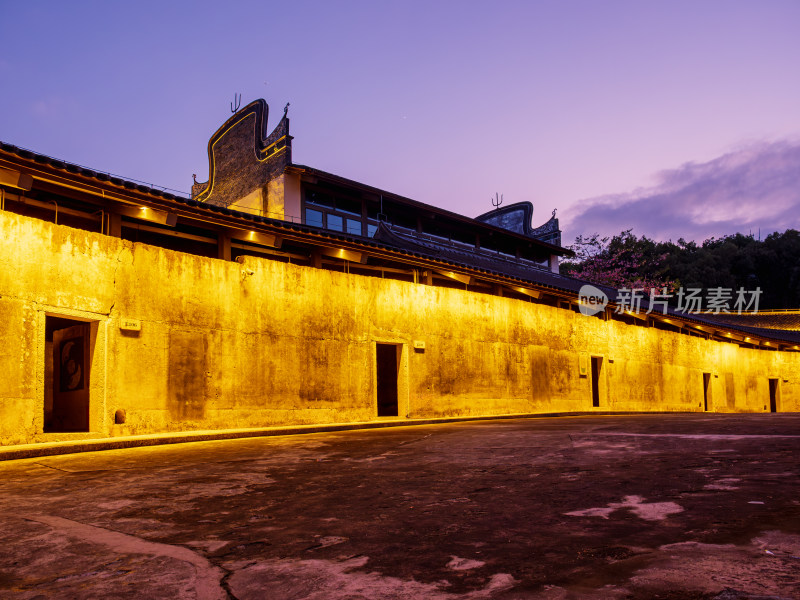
(560, 229, 800, 309)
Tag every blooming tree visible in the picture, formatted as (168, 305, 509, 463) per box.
(562, 230, 678, 295)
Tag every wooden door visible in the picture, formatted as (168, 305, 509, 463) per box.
(52, 323, 91, 431)
(376, 344, 399, 417)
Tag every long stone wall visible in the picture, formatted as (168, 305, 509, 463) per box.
(1, 212, 798, 446)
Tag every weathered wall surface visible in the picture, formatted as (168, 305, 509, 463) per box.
(1, 212, 798, 445)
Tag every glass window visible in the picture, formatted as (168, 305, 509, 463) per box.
(306, 191, 335, 208)
(327, 214, 343, 232)
(305, 208, 323, 228)
(346, 219, 362, 235)
(367, 224, 378, 237)
(336, 196, 362, 216)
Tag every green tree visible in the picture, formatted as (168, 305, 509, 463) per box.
(563, 229, 800, 309)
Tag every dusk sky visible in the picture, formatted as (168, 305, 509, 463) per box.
(2, 1, 799, 243)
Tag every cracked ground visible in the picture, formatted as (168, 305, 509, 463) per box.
(1, 414, 799, 599)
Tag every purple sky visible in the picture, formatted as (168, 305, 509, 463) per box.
(2, 1, 799, 243)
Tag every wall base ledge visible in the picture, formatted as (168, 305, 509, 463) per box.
(0, 410, 715, 461)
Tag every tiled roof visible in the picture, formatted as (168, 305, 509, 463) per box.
(374, 222, 608, 296)
(0, 141, 191, 200)
(701, 312, 800, 332)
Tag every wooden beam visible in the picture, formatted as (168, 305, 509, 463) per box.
(218, 234, 231, 261)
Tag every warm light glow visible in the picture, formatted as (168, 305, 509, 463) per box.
(0, 167, 33, 190)
(229, 228, 281, 248)
(118, 205, 177, 226)
(320, 247, 364, 263)
(433, 269, 471, 285)
(509, 286, 541, 299)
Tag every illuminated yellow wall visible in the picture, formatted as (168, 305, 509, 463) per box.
(0, 211, 797, 446)
(262, 171, 301, 222)
(229, 186, 265, 216)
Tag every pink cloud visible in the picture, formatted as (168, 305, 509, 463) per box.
(563, 140, 800, 243)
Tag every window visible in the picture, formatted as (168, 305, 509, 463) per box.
(336, 196, 362, 216)
(367, 224, 378, 237)
(305, 209, 323, 228)
(306, 191, 334, 208)
(327, 214, 343, 232)
(303, 187, 369, 236)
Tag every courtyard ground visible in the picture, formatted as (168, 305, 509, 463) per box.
(0, 413, 799, 599)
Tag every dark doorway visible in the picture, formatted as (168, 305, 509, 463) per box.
(769, 379, 779, 413)
(45, 316, 92, 432)
(591, 356, 602, 407)
(703, 373, 711, 411)
(376, 343, 399, 417)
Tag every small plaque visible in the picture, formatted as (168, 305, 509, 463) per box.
(120, 318, 141, 332)
(413, 340, 426, 350)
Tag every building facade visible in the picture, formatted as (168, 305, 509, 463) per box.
(0, 100, 798, 447)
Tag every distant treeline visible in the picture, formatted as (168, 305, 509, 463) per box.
(560, 229, 800, 310)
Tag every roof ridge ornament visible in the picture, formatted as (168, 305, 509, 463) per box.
(194, 99, 292, 205)
(492, 192, 503, 211)
(231, 93, 242, 114)
(475, 201, 562, 247)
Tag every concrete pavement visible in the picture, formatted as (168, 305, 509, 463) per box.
(1, 414, 799, 599)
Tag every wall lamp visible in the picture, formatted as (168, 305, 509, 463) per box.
(0, 167, 33, 191)
(229, 229, 282, 248)
(321, 247, 367, 264)
(509, 286, 541, 299)
(434, 269, 472, 285)
(117, 205, 177, 226)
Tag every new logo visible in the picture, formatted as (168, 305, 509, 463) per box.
(578, 284, 608, 317)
